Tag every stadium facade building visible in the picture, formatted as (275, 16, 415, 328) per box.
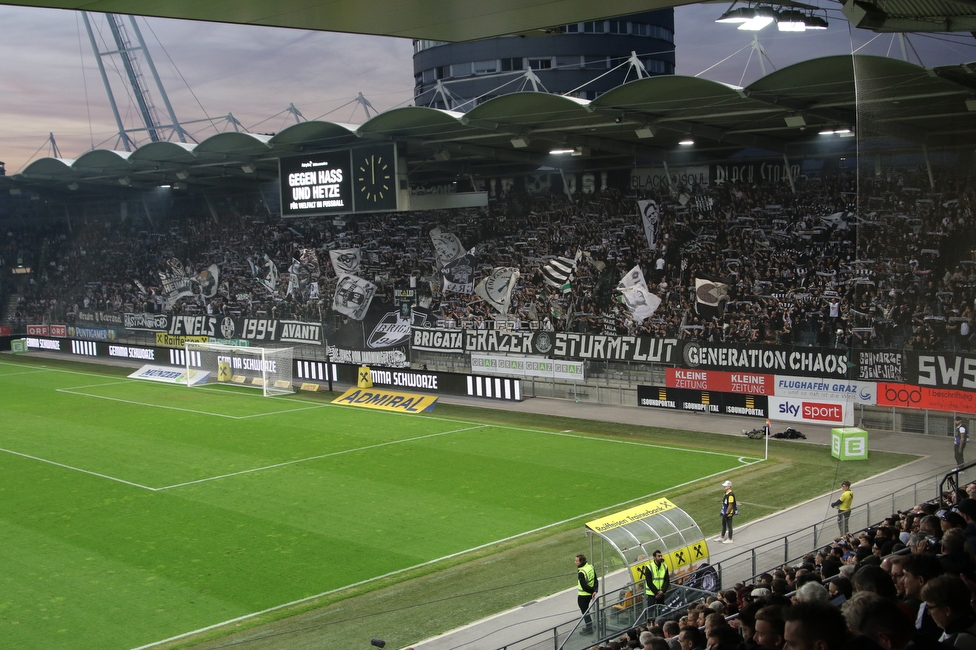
(412, 11, 675, 109)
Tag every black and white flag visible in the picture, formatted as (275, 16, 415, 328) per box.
(616, 264, 660, 321)
(330, 248, 361, 277)
(637, 199, 659, 249)
(441, 247, 476, 293)
(541, 248, 581, 293)
(333, 274, 377, 321)
(475, 267, 520, 314)
(695, 278, 729, 320)
(430, 228, 465, 267)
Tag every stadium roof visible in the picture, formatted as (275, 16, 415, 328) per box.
(5, 55, 975, 199)
(3, 0, 975, 37)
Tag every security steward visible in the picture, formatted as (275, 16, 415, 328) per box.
(645, 549, 670, 609)
(574, 553, 598, 634)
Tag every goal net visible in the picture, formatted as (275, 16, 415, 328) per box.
(185, 342, 294, 396)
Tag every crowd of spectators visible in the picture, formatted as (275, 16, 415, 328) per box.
(3, 166, 975, 351)
(591, 483, 976, 649)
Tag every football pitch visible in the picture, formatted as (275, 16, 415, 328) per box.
(0, 357, 762, 649)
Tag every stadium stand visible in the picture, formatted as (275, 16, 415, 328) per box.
(4, 169, 976, 353)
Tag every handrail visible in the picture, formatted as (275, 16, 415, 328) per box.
(492, 464, 976, 650)
(713, 463, 976, 589)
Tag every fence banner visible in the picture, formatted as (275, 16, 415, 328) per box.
(637, 385, 767, 417)
(905, 352, 976, 391)
(681, 341, 848, 378)
(852, 350, 904, 382)
(666, 368, 772, 395)
(27, 325, 48, 336)
(768, 396, 853, 426)
(877, 382, 976, 414)
(773, 376, 876, 405)
(470, 354, 585, 380)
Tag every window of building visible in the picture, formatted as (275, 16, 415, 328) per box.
(564, 23, 579, 33)
(584, 55, 608, 69)
(452, 62, 472, 77)
(473, 60, 498, 75)
(413, 39, 447, 54)
(632, 23, 674, 40)
(608, 20, 628, 34)
(422, 68, 437, 83)
(436, 66, 449, 80)
(527, 57, 552, 70)
(500, 58, 523, 72)
(555, 55, 581, 69)
(642, 58, 669, 74)
(583, 21, 606, 33)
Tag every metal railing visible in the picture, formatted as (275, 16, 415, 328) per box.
(712, 461, 976, 589)
(494, 462, 976, 650)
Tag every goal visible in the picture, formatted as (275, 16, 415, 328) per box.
(185, 342, 294, 396)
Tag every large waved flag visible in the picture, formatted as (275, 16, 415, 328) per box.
(541, 248, 581, 293)
(430, 228, 465, 267)
(332, 274, 377, 321)
(695, 277, 729, 320)
(330, 248, 361, 277)
(637, 199, 659, 249)
(616, 264, 660, 321)
(475, 267, 520, 314)
(441, 247, 476, 293)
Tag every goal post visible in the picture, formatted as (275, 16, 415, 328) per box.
(185, 342, 294, 396)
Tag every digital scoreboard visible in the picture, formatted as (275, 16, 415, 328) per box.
(279, 143, 398, 217)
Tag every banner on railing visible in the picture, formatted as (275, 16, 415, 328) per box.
(470, 354, 584, 380)
(773, 376, 876, 405)
(769, 396, 853, 426)
(877, 382, 976, 414)
(638, 385, 768, 417)
(666, 368, 772, 395)
(681, 342, 848, 378)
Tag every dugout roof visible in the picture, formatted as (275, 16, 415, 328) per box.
(5, 54, 976, 199)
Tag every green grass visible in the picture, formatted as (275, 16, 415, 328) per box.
(0, 356, 779, 649)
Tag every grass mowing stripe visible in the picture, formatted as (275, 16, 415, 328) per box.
(54, 387, 252, 419)
(0, 446, 156, 490)
(155, 424, 491, 490)
(135, 458, 758, 650)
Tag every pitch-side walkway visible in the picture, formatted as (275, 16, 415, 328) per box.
(410, 395, 950, 650)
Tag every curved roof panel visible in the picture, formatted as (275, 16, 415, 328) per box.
(193, 132, 274, 155)
(359, 106, 469, 139)
(73, 150, 133, 171)
(129, 141, 197, 163)
(20, 158, 77, 177)
(270, 121, 359, 147)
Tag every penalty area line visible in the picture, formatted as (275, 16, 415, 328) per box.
(55, 388, 250, 419)
(0, 447, 156, 491)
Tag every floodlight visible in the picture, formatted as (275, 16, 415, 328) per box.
(510, 136, 530, 148)
(784, 115, 807, 128)
(804, 15, 829, 28)
(635, 125, 657, 139)
(966, 99, 976, 112)
(241, 163, 257, 174)
(67, 182, 79, 191)
(739, 10, 775, 30)
(777, 9, 807, 31)
(716, 7, 755, 23)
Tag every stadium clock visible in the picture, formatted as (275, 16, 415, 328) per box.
(353, 145, 398, 212)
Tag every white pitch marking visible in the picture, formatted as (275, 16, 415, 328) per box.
(0, 447, 156, 491)
(154, 424, 490, 491)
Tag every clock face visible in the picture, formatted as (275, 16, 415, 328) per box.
(355, 152, 395, 210)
